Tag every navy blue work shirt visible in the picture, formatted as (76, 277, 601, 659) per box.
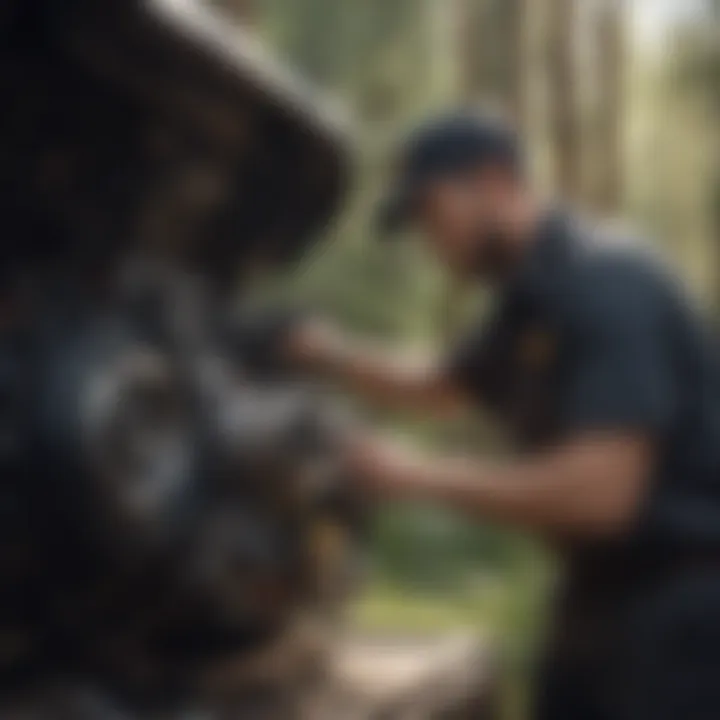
(446, 210, 720, 550)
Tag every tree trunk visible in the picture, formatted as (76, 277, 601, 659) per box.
(457, 0, 529, 127)
(501, 0, 531, 132)
(547, 0, 581, 198)
(594, 0, 626, 214)
(456, 0, 484, 104)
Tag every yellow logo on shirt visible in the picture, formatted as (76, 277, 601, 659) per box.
(518, 327, 556, 371)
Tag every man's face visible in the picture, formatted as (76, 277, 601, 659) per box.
(415, 167, 520, 280)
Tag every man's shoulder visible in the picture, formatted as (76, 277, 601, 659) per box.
(546, 214, 673, 328)
(568, 215, 665, 278)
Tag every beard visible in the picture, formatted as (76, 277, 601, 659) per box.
(470, 225, 520, 281)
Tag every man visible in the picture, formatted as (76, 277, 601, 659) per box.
(285, 111, 720, 719)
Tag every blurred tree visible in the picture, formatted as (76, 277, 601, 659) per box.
(547, 0, 582, 198)
(623, 0, 719, 308)
(461, 0, 530, 127)
(594, 0, 627, 214)
(700, 0, 720, 310)
(458, 0, 485, 102)
(498, 0, 531, 131)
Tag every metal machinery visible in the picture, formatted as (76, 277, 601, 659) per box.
(0, 1, 362, 716)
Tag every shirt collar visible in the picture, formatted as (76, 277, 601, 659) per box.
(508, 206, 576, 304)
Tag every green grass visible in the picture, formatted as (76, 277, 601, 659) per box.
(353, 580, 500, 633)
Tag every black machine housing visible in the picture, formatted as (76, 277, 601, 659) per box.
(0, 0, 350, 279)
(0, 0, 360, 711)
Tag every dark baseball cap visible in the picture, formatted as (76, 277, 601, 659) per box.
(376, 109, 523, 234)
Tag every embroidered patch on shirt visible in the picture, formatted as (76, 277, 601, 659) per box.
(517, 326, 556, 372)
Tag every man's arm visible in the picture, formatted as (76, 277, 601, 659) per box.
(349, 432, 653, 539)
(288, 320, 466, 417)
(348, 257, 675, 540)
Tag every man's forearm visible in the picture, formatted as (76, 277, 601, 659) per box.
(410, 456, 595, 534)
(364, 437, 650, 539)
(290, 323, 463, 416)
(325, 345, 454, 413)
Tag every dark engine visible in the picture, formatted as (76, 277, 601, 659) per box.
(0, 0, 359, 715)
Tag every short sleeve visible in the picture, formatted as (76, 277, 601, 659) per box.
(560, 263, 676, 434)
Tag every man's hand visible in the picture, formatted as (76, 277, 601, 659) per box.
(228, 306, 306, 379)
(286, 317, 343, 370)
(344, 432, 427, 500)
